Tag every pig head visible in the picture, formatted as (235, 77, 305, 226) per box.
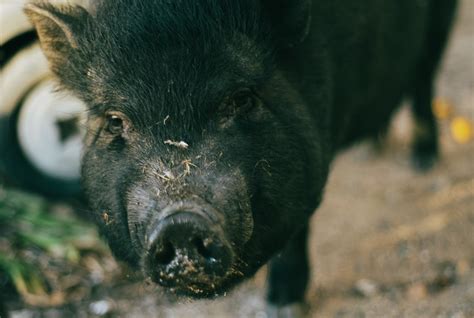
(25, 0, 329, 297)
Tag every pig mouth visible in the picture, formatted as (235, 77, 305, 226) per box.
(147, 258, 249, 298)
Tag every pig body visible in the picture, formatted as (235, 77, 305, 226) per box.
(26, 0, 457, 315)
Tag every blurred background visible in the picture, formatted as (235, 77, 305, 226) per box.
(0, 0, 473, 317)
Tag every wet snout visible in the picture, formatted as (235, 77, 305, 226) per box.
(146, 206, 233, 289)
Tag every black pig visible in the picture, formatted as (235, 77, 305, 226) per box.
(25, 0, 457, 315)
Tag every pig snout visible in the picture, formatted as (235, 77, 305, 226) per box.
(145, 207, 233, 288)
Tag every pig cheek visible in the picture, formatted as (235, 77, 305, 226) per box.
(236, 198, 253, 246)
(81, 152, 115, 229)
(244, 161, 306, 261)
(81, 147, 135, 258)
(208, 170, 254, 247)
(125, 184, 163, 253)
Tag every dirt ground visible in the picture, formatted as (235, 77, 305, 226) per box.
(6, 1, 474, 317)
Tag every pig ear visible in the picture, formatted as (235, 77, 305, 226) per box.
(263, 0, 312, 48)
(24, 2, 89, 71)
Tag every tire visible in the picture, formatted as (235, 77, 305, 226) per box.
(0, 5, 86, 198)
(0, 44, 85, 198)
(0, 94, 82, 198)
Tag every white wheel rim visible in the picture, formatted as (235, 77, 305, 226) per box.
(0, 44, 49, 117)
(0, 1, 32, 46)
(17, 80, 86, 180)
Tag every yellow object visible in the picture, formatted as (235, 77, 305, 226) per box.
(451, 117, 473, 144)
(432, 98, 453, 120)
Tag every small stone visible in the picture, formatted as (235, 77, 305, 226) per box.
(255, 311, 267, 318)
(10, 310, 35, 318)
(44, 309, 62, 318)
(89, 300, 113, 316)
(429, 261, 457, 293)
(419, 249, 431, 263)
(406, 282, 428, 301)
(354, 278, 379, 297)
(456, 260, 470, 276)
(450, 312, 465, 318)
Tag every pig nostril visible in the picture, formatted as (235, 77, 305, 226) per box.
(154, 241, 175, 265)
(194, 237, 215, 261)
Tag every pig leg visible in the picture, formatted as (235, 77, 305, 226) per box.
(266, 224, 309, 317)
(411, 78, 439, 172)
(411, 0, 458, 171)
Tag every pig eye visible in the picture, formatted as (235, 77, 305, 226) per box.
(218, 89, 257, 126)
(105, 112, 128, 135)
(232, 89, 255, 111)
